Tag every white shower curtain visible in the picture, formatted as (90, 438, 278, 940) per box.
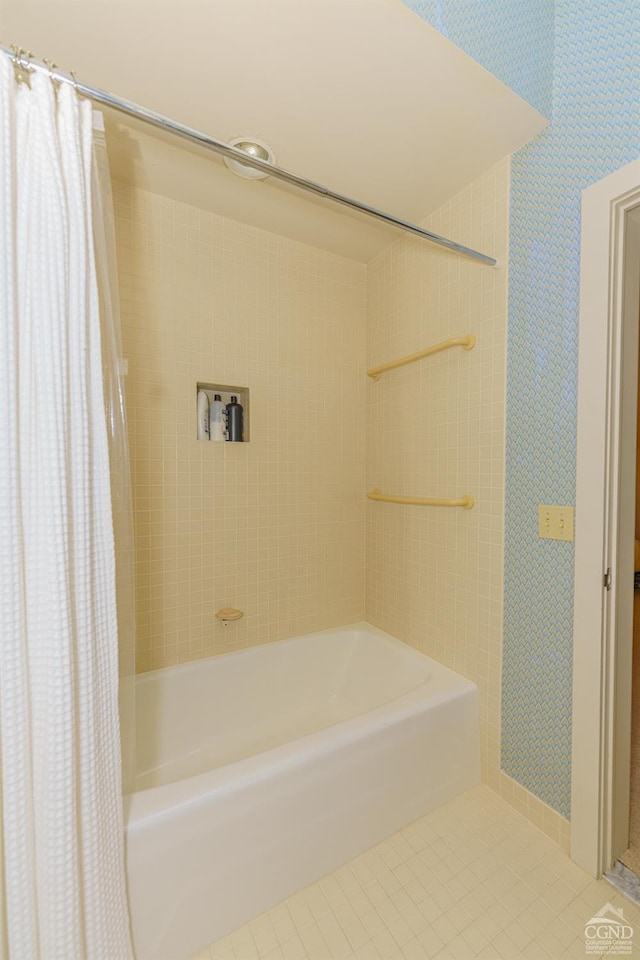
(0, 56, 133, 960)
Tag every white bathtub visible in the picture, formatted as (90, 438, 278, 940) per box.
(125, 623, 480, 960)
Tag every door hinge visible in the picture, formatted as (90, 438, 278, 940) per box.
(603, 567, 612, 591)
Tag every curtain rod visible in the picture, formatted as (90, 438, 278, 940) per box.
(1, 46, 498, 267)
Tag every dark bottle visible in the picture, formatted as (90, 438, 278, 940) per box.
(226, 395, 244, 442)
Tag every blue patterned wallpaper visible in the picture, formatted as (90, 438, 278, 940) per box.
(503, 3, 640, 818)
(406, 1, 640, 818)
(402, 0, 554, 117)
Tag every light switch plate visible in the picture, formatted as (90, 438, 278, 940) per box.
(538, 505, 574, 542)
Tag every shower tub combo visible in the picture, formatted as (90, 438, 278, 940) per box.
(125, 623, 480, 960)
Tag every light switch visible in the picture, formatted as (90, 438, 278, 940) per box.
(538, 505, 574, 542)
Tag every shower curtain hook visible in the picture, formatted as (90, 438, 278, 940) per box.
(10, 46, 28, 85)
(23, 50, 34, 86)
(43, 58, 59, 88)
(70, 69, 79, 94)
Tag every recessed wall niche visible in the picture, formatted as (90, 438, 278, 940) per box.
(196, 383, 250, 442)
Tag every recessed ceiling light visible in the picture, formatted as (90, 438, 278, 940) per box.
(223, 136, 275, 180)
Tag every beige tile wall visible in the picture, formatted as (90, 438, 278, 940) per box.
(364, 157, 569, 847)
(114, 183, 366, 672)
(366, 160, 509, 785)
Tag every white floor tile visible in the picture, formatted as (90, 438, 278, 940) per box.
(193, 785, 640, 960)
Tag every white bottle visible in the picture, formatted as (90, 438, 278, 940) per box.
(197, 390, 210, 440)
(209, 393, 226, 441)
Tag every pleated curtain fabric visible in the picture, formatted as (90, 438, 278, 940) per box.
(0, 56, 133, 959)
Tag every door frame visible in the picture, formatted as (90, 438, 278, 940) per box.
(572, 157, 640, 876)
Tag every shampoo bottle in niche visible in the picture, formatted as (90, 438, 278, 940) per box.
(197, 389, 210, 440)
(226, 395, 244, 442)
(209, 394, 226, 441)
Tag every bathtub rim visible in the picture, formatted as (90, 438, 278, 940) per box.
(132, 620, 432, 684)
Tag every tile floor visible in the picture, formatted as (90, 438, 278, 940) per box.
(191, 785, 640, 960)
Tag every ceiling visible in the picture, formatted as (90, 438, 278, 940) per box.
(1, 0, 547, 261)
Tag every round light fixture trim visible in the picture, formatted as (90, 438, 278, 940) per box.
(223, 136, 275, 180)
